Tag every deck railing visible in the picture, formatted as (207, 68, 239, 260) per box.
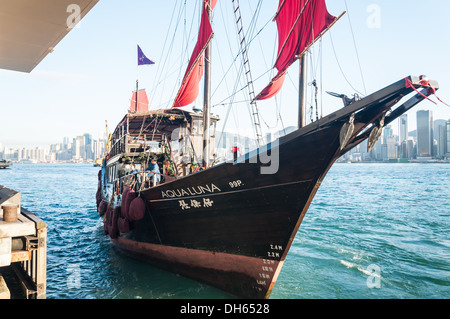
(114, 170, 175, 195)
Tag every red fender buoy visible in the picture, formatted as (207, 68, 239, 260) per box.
(103, 215, 109, 235)
(128, 196, 146, 221)
(98, 200, 107, 216)
(103, 206, 112, 235)
(121, 187, 131, 218)
(109, 206, 119, 239)
(118, 216, 130, 233)
(96, 188, 102, 207)
(123, 190, 137, 219)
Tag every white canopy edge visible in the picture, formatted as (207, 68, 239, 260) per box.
(0, 0, 99, 73)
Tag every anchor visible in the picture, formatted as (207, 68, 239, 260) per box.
(326, 91, 360, 107)
(339, 113, 355, 150)
(367, 114, 386, 152)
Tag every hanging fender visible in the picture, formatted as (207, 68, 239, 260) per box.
(123, 189, 137, 220)
(108, 206, 120, 239)
(98, 200, 107, 217)
(118, 216, 130, 234)
(128, 196, 146, 221)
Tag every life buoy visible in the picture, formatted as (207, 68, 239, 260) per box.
(128, 196, 146, 221)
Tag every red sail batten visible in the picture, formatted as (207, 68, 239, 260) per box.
(255, 0, 336, 102)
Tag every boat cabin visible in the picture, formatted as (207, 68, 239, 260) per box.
(104, 108, 218, 194)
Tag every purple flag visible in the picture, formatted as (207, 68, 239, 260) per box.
(138, 45, 154, 65)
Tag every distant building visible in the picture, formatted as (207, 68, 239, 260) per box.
(399, 114, 408, 144)
(416, 110, 433, 157)
(446, 120, 450, 157)
(434, 119, 447, 158)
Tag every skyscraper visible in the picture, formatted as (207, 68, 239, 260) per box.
(416, 110, 433, 157)
(399, 114, 408, 144)
(446, 120, 450, 156)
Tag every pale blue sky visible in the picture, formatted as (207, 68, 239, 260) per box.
(1, 0, 449, 149)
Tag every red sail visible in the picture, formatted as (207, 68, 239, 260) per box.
(130, 89, 149, 112)
(255, 0, 335, 101)
(173, 2, 215, 108)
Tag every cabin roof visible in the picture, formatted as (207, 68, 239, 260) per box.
(112, 109, 192, 141)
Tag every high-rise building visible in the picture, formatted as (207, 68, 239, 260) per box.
(84, 133, 93, 160)
(399, 114, 408, 144)
(383, 125, 393, 143)
(446, 120, 450, 156)
(416, 110, 433, 157)
(436, 124, 446, 158)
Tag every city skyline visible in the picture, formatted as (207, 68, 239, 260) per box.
(0, 132, 107, 163)
(2, 109, 450, 163)
(1, 2, 449, 150)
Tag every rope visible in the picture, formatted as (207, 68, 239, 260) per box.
(406, 77, 449, 107)
(344, 0, 367, 95)
(329, 31, 365, 97)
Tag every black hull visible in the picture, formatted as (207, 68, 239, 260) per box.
(102, 76, 437, 298)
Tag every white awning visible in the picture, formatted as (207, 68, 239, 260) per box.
(0, 0, 99, 73)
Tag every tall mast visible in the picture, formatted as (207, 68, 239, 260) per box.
(202, 2, 212, 167)
(298, 55, 307, 128)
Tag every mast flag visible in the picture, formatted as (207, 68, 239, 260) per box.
(173, 0, 216, 108)
(254, 0, 336, 102)
(138, 44, 155, 65)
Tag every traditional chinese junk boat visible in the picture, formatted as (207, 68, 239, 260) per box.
(96, 0, 441, 298)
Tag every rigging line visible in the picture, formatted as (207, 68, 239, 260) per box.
(164, 1, 201, 109)
(149, 2, 191, 109)
(151, 3, 185, 108)
(329, 31, 365, 97)
(245, 0, 264, 44)
(211, 0, 239, 98)
(162, 3, 193, 109)
(213, 3, 272, 104)
(217, 52, 249, 148)
(344, 0, 367, 95)
(149, 0, 182, 106)
(212, 68, 273, 108)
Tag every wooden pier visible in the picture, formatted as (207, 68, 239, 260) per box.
(0, 185, 46, 299)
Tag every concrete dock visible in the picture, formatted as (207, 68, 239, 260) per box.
(0, 185, 47, 299)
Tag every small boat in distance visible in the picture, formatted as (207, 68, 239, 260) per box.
(0, 160, 12, 169)
(95, 0, 442, 298)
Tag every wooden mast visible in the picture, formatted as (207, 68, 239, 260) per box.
(298, 56, 307, 128)
(202, 2, 212, 167)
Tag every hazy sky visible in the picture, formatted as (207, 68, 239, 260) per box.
(1, 0, 449, 149)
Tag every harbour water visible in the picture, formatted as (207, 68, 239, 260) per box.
(0, 163, 448, 299)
